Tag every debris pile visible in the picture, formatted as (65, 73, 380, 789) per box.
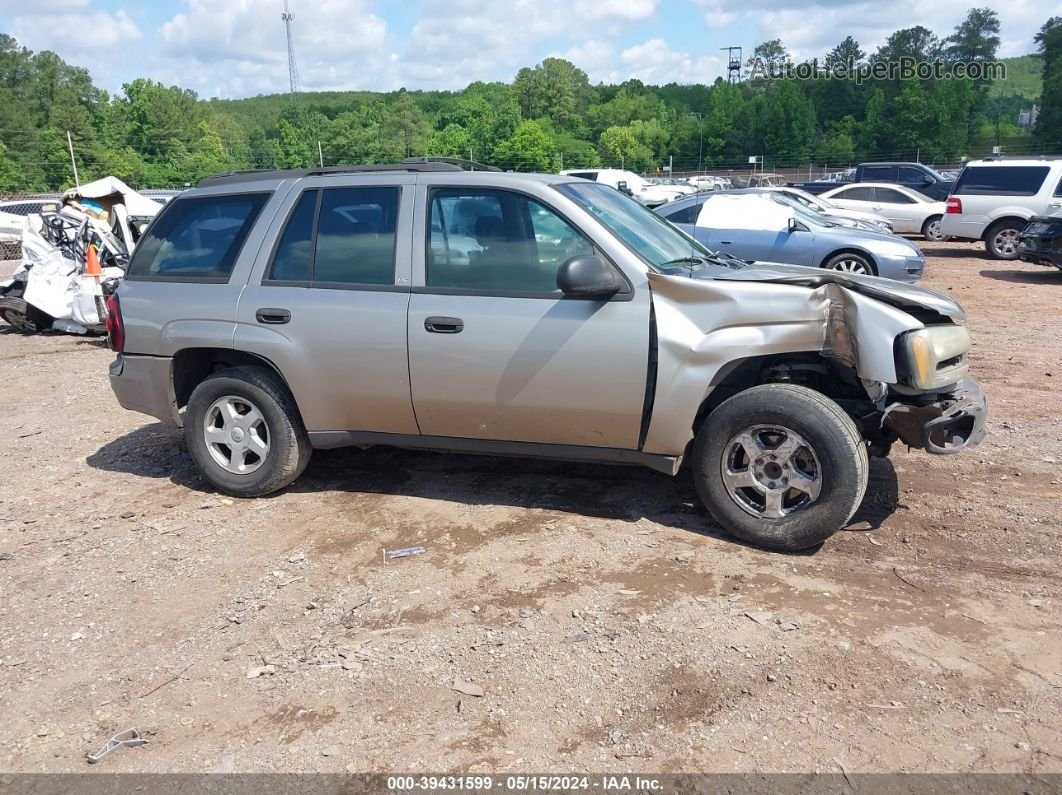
(0, 177, 161, 335)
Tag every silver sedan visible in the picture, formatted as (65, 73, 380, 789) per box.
(656, 192, 925, 282)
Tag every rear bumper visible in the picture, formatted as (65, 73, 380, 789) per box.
(1018, 245, 1062, 270)
(882, 377, 987, 454)
(109, 353, 182, 427)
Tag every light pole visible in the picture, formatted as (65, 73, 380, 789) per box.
(687, 112, 704, 172)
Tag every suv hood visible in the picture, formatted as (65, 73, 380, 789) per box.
(660, 259, 965, 320)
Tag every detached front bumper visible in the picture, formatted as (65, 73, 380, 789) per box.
(882, 377, 987, 454)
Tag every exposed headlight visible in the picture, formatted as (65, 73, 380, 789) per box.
(899, 325, 970, 391)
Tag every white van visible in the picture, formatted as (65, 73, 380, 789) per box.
(940, 158, 1062, 259)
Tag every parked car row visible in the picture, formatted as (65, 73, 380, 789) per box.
(656, 190, 925, 282)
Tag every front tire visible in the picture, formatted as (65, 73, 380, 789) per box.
(184, 366, 311, 497)
(984, 220, 1024, 260)
(823, 252, 875, 276)
(691, 384, 869, 551)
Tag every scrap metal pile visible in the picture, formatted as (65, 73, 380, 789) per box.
(0, 177, 161, 335)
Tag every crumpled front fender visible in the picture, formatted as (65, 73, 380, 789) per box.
(641, 272, 925, 456)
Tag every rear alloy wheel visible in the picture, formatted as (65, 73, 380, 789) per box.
(692, 383, 869, 551)
(984, 221, 1023, 260)
(184, 366, 311, 497)
(823, 252, 875, 276)
(922, 215, 945, 241)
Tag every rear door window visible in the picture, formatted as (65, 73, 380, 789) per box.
(128, 193, 270, 282)
(266, 186, 400, 286)
(874, 188, 915, 204)
(835, 186, 874, 201)
(953, 166, 1050, 197)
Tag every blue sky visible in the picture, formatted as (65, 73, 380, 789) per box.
(0, 0, 1055, 99)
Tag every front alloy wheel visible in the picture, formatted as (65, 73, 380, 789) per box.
(692, 383, 869, 551)
(824, 252, 874, 276)
(721, 425, 822, 519)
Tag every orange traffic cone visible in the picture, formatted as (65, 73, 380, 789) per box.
(85, 245, 101, 277)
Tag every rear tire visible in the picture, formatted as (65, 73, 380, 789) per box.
(691, 383, 869, 551)
(984, 220, 1024, 260)
(184, 366, 311, 497)
(922, 215, 945, 241)
(823, 251, 875, 276)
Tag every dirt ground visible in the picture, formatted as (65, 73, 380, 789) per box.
(0, 241, 1059, 775)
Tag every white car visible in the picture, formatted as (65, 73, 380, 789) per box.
(939, 158, 1062, 260)
(760, 187, 894, 233)
(560, 169, 687, 207)
(820, 183, 947, 240)
(686, 175, 731, 191)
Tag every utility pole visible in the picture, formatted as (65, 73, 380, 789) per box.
(318, 141, 324, 167)
(282, 0, 301, 106)
(66, 131, 79, 189)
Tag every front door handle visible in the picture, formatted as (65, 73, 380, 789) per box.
(424, 316, 464, 334)
(256, 308, 291, 324)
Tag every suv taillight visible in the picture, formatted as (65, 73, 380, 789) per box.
(946, 197, 962, 214)
(106, 293, 124, 353)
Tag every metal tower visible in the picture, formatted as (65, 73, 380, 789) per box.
(282, 0, 301, 103)
(720, 46, 742, 83)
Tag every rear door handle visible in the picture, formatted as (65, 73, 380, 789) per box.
(424, 316, 463, 334)
(256, 308, 291, 325)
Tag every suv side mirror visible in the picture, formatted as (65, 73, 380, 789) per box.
(787, 217, 806, 233)
(557, 255, 621, 298)
(616, 180, 634, 197)
(923, 174, 935, 184)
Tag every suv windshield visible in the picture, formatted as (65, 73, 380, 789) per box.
(555, 181, 712, 269)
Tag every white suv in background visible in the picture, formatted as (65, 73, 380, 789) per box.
(940, 158, 1062, 260)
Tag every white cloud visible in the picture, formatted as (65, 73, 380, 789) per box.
(712, 0, 1054, 62)
(399, 0, 661, 89)
(619, 38, 721, 84)
(155, 0, 398, 97)
(10, 9, 141, 57)
(0, 0, 87, 14)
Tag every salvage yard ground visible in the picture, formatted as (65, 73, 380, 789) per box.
(0, 241, 1059, 774)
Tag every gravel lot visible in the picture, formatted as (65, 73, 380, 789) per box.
(0, 242, 1059, 774)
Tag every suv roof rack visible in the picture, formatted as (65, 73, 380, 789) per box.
(400, 156, 502, 172)
(197, 157, 502, 188)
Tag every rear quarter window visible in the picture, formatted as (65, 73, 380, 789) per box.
(953, 166, 1050, 197)
(127, 193, 270, 282)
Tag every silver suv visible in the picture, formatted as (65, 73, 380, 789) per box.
(107, 161, 987, 551)
(940, 157, 1062, 259)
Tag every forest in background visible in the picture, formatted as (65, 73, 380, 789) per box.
(0, 7, 1059, 193)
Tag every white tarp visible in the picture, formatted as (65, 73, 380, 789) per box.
(66, 176, 162, 218)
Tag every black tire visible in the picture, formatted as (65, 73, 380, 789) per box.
(823, 251, 876, 276)
(0, 296, 43, 332)
(921, 215, 945, 241)
(184, 366, 311, 497)
(984, 220, 1024, 260)
(691, 383, 869, 551)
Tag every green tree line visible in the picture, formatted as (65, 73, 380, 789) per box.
(0, 7, 1058, 193)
